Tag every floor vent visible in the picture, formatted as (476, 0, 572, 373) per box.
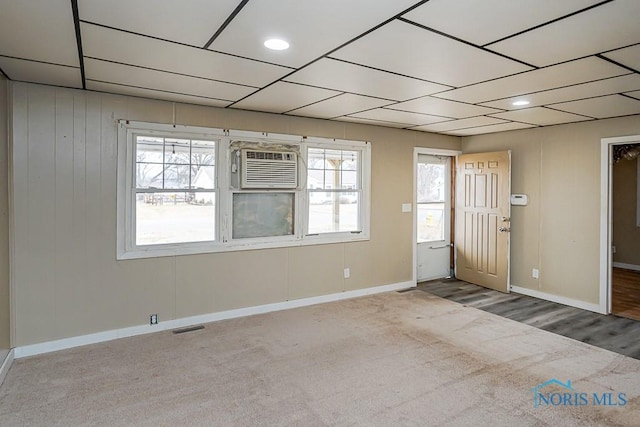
(397, 288, 418, 293)
(172, 325, 205, 334)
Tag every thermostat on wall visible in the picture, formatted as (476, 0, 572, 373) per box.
(510, 194, 528, 206)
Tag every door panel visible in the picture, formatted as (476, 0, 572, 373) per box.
(416, 154, 451, 281)
(455, 151, 510, 292)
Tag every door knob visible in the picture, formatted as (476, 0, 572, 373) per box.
(499, 227, 510, 232)
(501, 216, 510, 222)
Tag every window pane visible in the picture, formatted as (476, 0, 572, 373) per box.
(308, 169, 324, 189)
(417, 163, 445, 203)
(136, 162, 164, 188)
(163, 164, 190, 189)
(232, 193, 294, 239)
(307, 149, 325, 169)
(341, 170, 357, 190)
(164, 139, 190, 164)
(191, 165, 215, 190)
(191, 140, 215, 165)
(136, 136, 164, 164)
(308, 192, 359, 234)
(136, 191, 215, 245)
(340, 150, 358, 170)
(417, 203, 445, 242)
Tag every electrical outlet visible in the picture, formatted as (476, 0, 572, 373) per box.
(532, 268, 539, 279)
(150, 314, 158, 325)
(344, 268, 350, 279)
(612, 246, 616, 254)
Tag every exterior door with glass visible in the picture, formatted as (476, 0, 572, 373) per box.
(416, 154, 452, 282)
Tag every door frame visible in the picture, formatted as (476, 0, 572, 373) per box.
(600, 134, 640, 315)
(412, 147, 461, 285)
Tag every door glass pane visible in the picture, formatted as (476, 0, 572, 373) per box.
(417, 203, 445, 243)
(417, 163, 445, 203)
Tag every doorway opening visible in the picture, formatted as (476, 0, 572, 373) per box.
(600, 135, 640, 316)
(610, 142, 640, 321)
(413, 148, 460, 284)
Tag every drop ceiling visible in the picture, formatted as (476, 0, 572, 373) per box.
(1, 0, 639, 136)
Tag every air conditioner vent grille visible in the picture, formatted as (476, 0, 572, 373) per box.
(241, 149, 298, 189)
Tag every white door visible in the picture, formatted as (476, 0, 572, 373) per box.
(416, 154, 452, 282)
(454, 151, 511, 292)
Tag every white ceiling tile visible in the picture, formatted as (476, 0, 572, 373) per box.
(287, 94, 391, 119)
(85, 58, 255, 102)
(411, 117, 508, 133)
(481, 74, 640, 110)
(81, 23, 291, 88)
(208, 0, 418, 68)
(551, 95, 640, 119)
(603, 44, 640, 72)
(336, 116, 408, 129)
(0, 0, 79, 66)
(403, 0, 601, 46)
(285, 58, 451, 101)
(349, 108, 449, 126)
(435, 57, 628, 104)
(331, 20, 531, 87)
(389, 97, 502, 119)
(87, 81, 231, 108)
(78, 0, 239, 47)
(0, 56, 82, 88)
(232, 82, 341, 114)
(450, 122, 536, 136)
(488, 0, 640, 67)
(626, 91, 640, 100)
(489, 107, 591, 126)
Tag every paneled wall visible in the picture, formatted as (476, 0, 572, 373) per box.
(463, 118, 640, 305)
(613, 157, 640, 267)
(10, 82, 459, 347)
(0, 77, 9, 353)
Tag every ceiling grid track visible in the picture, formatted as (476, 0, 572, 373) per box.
(70, 0, 86, 89)
(2, 0, 638, 135)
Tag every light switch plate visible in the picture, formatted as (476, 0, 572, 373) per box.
(402, 203, 412, 213)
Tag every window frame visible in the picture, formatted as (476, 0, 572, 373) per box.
(116, 121, 371, 260)
(304, 142, 370, 240)
(133, 134, 217, 247)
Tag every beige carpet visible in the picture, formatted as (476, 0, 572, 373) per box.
(0, 290, 639, 426)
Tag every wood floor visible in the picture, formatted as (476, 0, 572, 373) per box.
(418, 278, 640, 360)
(612, 267, 640, 321)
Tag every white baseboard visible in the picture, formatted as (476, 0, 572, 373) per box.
(14, 281, 414, 359)
(0, 349, 15, 387)
(510, 285, 605, 314)
(612, 262, 640, 272)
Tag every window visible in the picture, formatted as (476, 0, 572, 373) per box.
(307, 147, 362, 235)
(416, 155, 450, 243)
(134, 136, 216, 245)
(117, 122, 370, 259)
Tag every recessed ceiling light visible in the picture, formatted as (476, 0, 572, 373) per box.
(512, 100, 530, 106)
(264, 39, 289, 50)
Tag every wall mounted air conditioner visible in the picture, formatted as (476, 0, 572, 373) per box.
(241, 149, 298, 189)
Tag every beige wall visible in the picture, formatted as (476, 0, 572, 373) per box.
(0, 76, 10, 353)
(613, 156, 640, 266)
(10, 82, 459, 347)
(463, 117, 640, 305)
